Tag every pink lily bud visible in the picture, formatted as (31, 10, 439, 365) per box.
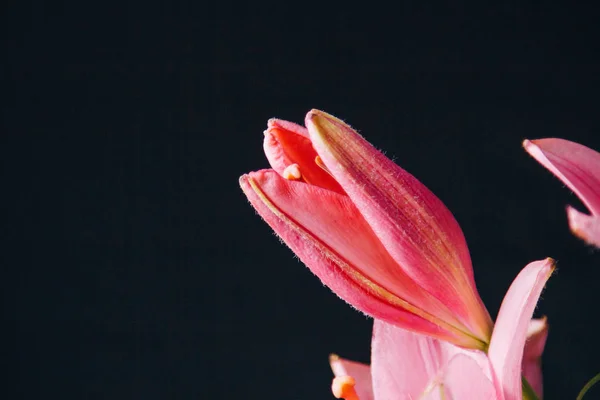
(523, 138, 600, 247)
(240, 109, 493, 349)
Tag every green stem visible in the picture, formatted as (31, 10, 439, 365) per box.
(522, 376, 539, 400)
(576, 372, 600, 400)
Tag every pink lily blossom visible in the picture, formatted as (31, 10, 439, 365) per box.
(330, 258, 554, 400)
(240, 110, 493, 349)
(523, 138, 600, 247)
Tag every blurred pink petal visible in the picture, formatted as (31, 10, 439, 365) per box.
(488, 258, 555, 400)
(523, 317, 549, 398)
(566, 205, 600, 248)
(524, 138, 600, 246)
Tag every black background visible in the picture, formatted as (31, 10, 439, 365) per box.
(4, 2, 600, 399)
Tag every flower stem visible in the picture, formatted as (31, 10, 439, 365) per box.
(576, 372, 600, 400)
(522, 376, 539, 400)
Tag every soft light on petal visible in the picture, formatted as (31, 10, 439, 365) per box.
(488, 258, 555, 400)
(371, 320, 465, 400)
(421, 354, 497, 400)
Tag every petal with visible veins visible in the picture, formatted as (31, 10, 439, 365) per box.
(371, 319, 482, 399)
(306, 109, 492, 342)
(421, 353, 497, 400)
(239, 170, 484, 348)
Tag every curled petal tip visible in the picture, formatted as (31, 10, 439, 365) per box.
(305, 109, 320, 124)
(524, 137, 600, 216)
(543, 257, 557, 275)
(522, 138, 546, 161)
(522, 138, 544, 156)
(239, 174, 249, 188)
(566, 205, 600, 247)
(522, 138, 542, 147)
(306, 108, 328, 119)
(305, 109, 350, 142)
(530, 315, 548, 330)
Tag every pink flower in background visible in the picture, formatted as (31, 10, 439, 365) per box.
(240, 110, 493, 349)
(524, 138, 600, 248)
(330, 259, 554, 400)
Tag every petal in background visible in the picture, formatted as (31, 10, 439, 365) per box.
(523, 139, 600, 214)
(524, 138, 600, 247)
(566, 206, 600, 248)
(523, 317, 549, 399)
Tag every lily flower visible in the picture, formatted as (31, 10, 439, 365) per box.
(240, 110, 494, 349)
(523, 138, 600, 247)
(330, 259, 554, 400)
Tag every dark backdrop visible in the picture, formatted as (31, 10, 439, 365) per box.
(4, 2, 600, 399)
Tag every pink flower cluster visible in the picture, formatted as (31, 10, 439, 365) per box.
(240, 110, 600, 400)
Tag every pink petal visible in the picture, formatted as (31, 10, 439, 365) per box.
(239, 170, 483, 347)
(371, 319, 464, 399)
(268, 118, 311, 139)
(523, 138, 600, 215)
(421, 354, 498, 400)
(330, 355, 374, 400)
(263, 119, 345, 194)
(523, 317, 549, 399)
(567, 205, 600, 248)
(305, 109, 493, 343)
(488, 259, 555, 400)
